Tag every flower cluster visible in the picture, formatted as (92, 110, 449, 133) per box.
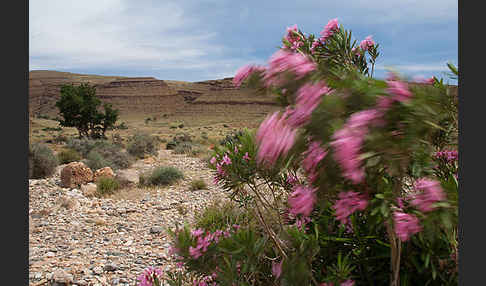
(288, 185, 317, 217)
(233, 64, 265, 88)
(320, 18, 339, 42)
(193, 273, 218, 286)
(263, 49, 316, 86)
(332, 191, 368, 225)
(410, 178, 445, 213)
(393, 211, 422, 241)
(137, 266, 163, 286)
(330, 109, 380, 184)
(272, 260, 283, 278)
(434, 150, 458, 162)
(359, 35, 375, 51)
(284, 24, 304, 51)
(386, 78, 413, 103)
(302, 141, 328, 182)
(211, 153, 233, 184)
(256, 111, 297, 167)
(286, 81, 331, 128)
(188, 227, 237, 259)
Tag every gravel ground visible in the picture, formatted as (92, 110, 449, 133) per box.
(29, 149, 227, 286)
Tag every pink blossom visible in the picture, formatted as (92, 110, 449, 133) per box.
(263, 50, 316, 86)
(386, 79, 413, 103)
(333, 191, 368, 225)
(330, 109, 380, 184)
(302, 141, 328, 182)
(359, 35, 375, 51)
(410, 178, 445, 212)
(137, 266, 163, 286)
(320, 18, 339, 42)
(393, 211, 422, 241)
(243, 152, 250, 161)
(287, 81, 330, 127)
(435, 150, 458, 162)
(209, 157, 217, 165)
(272, 260, 283, 278)
(191, 228, 204, 237)
(295, 216, 311, 231)
(285, 24, 304, 51)
(288, 185, 317, 217)
(311, 40, 321, 53)
(234, 146, 238, 153)
(256, 111, 297, 167)
(341, 280, 355, 286)
(286, 174, 298, 185)
(222, 154, 232, 165)
(189, 246, 203, 259)
(320, 283, 334, 286)
(233, 64, 262, 87)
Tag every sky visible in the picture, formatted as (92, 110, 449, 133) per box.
(29, 0, 458, 83)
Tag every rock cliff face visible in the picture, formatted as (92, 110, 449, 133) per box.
(28, 71, 278, 119)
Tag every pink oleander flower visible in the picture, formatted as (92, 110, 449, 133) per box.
(189, 245, 203, 259)
(285, 24, 304, 51)
(286, 174, 298, 185)
(410, 178, 445, 213)
(376, 95, 394, 111)
(137, 266, 163, 286)
(234, 146, 238, 153)
(288, 185, 317, 217)
(191, 228, 204, 237)
(233, 64, 261, 87)
(272, 260, 283, 278)
(287, 81, 330, 127)
(209, 156, 217, 165)
(310, 40, 321, 53)
(393, 211, 422, 241)
(320, 18, 339, 42)
(243, 152, 250, 161)
(215, 162, 225, 177)
(435, 150, 458, 162)
(302, 141, 328, 182)
(340, 280, 355, 286)
(331, 127, 365, 184)
(414, 76, 435, 85)
(296, 216, 311, 231)
(359, 35, 375, 51)
(331, 109, 381, 184)
(333, 191, 368, 225)
(256, 111, 297, 167)
(263, 49, 316, 86)
(222, 154, 232, 165)
(386, 79, 413, 103)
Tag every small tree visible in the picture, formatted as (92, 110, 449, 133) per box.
(55, 83, 119, 139)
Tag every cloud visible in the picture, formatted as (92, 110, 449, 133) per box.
(29, 0, 457, 82)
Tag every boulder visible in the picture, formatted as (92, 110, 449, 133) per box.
(81, 183, 97, 197)
(93, 167, 115, 182)
(60, 162, 93, 188)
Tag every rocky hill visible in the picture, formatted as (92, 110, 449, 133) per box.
(29, 70, 279, 120)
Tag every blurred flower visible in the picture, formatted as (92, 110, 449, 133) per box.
(233, 64, 263, 87)
(302, 141, 328, 182)
(263, 50, 316, 86)
(288, 185, 317, 217)
(386, 79, 413, 103)
(272, 260, 283, 278)
(243, 152, 250, 161)
(333, 191, 368, 225)
(410, 178, 445, 213)
(209, 157, 217, 165)
(341, 280, 355, 286)
(393, 211, 422, 241)
(287, 81, 330, 127)
(256, 111, 297, 167)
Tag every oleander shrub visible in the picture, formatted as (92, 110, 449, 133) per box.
(29, 143, 59, 179)
(139, 166, 184, 187)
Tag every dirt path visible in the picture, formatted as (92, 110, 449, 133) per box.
(29, 149, 227, 286)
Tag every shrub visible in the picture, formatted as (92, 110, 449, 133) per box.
(127, 132, 159, 158)
(84, 142, 133, 171)
(189, 178, 207, 191)
(139, 166, 184, 187)
(173, 142, 193, 154)
(29, 143, 58, 179)
(193, 200, 250, 232)
(95, 176, 120, 197)
(57, 148, 82, 164)
(85, 150, 109, 171)
(66, 138, 99, 157)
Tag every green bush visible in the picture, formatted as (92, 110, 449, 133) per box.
(189, 178, 207, 191)
(95, 176, 120, 197)
(29, 143, 59, 179)
(85, 150, 109, 171)
(66, 138, 99, 157)
(84, 142, 133, 171)
(127, 133, 159, 158)
(57, 148, 82, 164)
(139, 166, 184, 187)
(194, 200, 250, 232)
